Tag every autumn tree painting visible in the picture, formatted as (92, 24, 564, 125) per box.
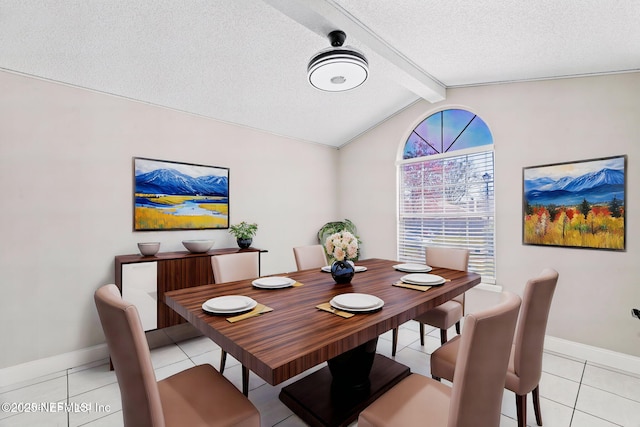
(523, 155, 626, 250)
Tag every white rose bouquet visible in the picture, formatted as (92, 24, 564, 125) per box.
(325, 231, 359, 262)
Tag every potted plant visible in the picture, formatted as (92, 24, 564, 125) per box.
(229, 221, 258, 249)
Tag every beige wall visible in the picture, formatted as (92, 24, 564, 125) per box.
(2, 69, 639, 370)
(339, 72, 640, 357)
(0, 71, 339, 368)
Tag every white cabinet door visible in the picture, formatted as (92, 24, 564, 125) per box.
(122, 262, 158, 331)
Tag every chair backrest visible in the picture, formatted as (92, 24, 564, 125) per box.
(94, 284, 164, 427)
(448, 292, 521, 427)
(293, 245, 327, 271)
(425, 247, 470, 272)
(211, 252, 259, 283)
(512, 268, 559, 392)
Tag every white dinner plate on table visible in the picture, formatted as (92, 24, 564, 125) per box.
(330, 293, 384, 312)
(393, 263, 432, 273)
(400, 273, 446, 286)
(202, 295, 257, 314)
(321, 265, 368, 273)
(252, 276, 296, 289)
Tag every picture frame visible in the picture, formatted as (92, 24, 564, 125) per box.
(133, 157, 229, 231)
(523, 155, 626, 251)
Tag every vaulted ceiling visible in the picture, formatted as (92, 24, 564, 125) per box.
(2, 1, 639, 147)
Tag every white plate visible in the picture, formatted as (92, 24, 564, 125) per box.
(330, 293, 384, 312)
(252, 276, 295, 289)
(400, 273, 446, 286)
(331, 293, 383, 310)
(202, 295, 257, 314)
(321, 265, 368, 273)
(393, 263, 432, 273)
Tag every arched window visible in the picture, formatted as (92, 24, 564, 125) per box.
(398, 109, 495, 283)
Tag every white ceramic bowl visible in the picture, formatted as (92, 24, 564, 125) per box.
(182, 239, 214, 253)
(137, 242, 160, 256)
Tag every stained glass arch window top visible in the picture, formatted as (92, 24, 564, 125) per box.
(403, 109, 493, 160)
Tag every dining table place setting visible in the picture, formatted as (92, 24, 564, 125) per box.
(251, 276, 303, 289)
(393, 270, 450, 292)
(392, 263, 433, 273)
(317, 292, 384, 318)
(200, 295, 273, 322)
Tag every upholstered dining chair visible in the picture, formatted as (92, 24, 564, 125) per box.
(430, 268, 559, 427)
(211, 252, 259, 284)
(211, 252, 259, 395)
(359, 291, 521, 427)
(293, 244, 327, 271)
(94, 284, 260, 427)
(392, 247, 470, 356)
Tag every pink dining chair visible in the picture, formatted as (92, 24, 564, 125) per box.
(430, 268, 559, 427)
(94, 284, 260, 427)
(392, 247, 470, 356)
(293, 245, 328, 271)
(359, 291, 521, 427)
(211, 252, 259, 284)
(211, 252, 259, 395)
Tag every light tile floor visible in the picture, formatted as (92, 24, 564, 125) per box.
(2, 321, 639, 427)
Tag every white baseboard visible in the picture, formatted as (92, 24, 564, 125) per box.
(476, 282, 502, 292)
(545, 335, 640, 376)
(0, 344, 109, 388)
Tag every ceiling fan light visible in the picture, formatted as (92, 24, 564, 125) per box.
(307, 31, 369, 92)
(307, 51, 369, 91)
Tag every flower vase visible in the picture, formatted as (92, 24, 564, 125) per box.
(330, 260, 355, 284)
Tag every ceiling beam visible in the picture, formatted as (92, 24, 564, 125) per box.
(263, 0, 446, 102)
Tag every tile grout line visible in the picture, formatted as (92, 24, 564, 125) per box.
(569, 360, 586, 426)
(582, 361, 640, 405)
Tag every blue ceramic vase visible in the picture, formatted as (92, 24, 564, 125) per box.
(330, 260, 355, 284)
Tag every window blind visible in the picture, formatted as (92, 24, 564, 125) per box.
(398, 149, 495, 284)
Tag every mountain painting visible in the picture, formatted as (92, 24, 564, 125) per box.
(523, 155, 626, 250)
(134, 158, 229, 230)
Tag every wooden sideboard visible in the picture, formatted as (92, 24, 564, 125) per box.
(115, 247, 267, 331)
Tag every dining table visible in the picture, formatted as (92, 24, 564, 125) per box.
(164, 257, 481, 427)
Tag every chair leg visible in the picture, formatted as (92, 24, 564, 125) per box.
(532, 386, 543, 426)
(419, 322, 425, 346)
(242, 365, 250, 396)
(439, 328, 448, 345)
(220, 350, 227, 374)
(455, 320, 461, 335)
(392, 328, 398, 356)
(515, 393, 527, 427)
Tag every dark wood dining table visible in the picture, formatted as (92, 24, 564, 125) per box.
(164, 258, 481, 426)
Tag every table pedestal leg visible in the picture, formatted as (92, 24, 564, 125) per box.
(327, 337, 377, 391)
(279, 338, 410, 427)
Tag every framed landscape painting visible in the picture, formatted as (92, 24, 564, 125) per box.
(133, 157, 229, 231)
(523, 155, 626, 251)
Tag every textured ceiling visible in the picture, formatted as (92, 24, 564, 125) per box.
(1, 0, 639, 147)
